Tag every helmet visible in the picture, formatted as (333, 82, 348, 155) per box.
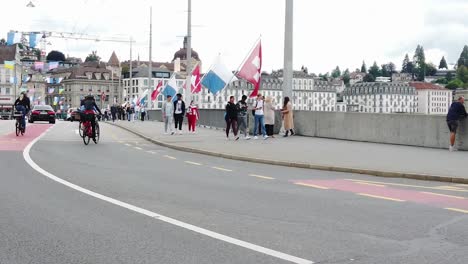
(85, 94, 94, 100)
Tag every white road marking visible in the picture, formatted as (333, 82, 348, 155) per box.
(134, 147, 143, 150)
(22, 131, 313, 264)
(185, 161, 202, 166)
(164, 155, 177, 160)
(125, 143, 132, 147)
(212, 167, 232, 172)
(249, 174, 275, 180)
(146, 150, 157, 154)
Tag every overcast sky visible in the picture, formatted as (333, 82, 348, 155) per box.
(2, 0, 468, 74)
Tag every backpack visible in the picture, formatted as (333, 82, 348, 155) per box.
(83, 99, 95, 111)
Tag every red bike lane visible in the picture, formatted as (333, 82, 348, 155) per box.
(0, 124, 53, 151)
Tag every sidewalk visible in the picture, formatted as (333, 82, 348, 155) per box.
(108, 120, 468, 183)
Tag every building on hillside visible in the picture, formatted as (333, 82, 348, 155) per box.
(409, 82, 452, 115)
(343, 82, 418, 113)
(392, 73, 412, 83)
(48, 61, 119, 110)
(376, 76, 391, 82)
(349, 72, 366, 85)
(0, 45, 22, 109)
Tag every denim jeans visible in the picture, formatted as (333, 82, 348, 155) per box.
(15, 105, 26, 128)
(254, 114, 266, 137)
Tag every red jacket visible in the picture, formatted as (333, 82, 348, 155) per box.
(186, 105, 199, 120)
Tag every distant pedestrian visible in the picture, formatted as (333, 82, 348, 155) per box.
(264, 96, 276, 137)
(140, 106, 146, 121)
(446, 96, 467, 151)
(236, 95, 251, 139)
(111, 105, 117, 122)
(186, 100, 199, 133)
(253, 94, 268, 140)
(162, 95, 175, 135)
(225, 96, 239, 140)
(126, 104, 131, 121)
(281, 96, 295, 137)
(173, 93, 186, 134)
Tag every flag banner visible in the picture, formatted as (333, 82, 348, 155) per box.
(45, 77, 63, 84)
(59, 88, 64, 94)
(7, 32, 21, 45)
(34, 61, 44, 70)
(201, 55, 237, 95)
(53, 96, 59, 106)
(48, 61, 59, 70)
(151, 80, 163, 101)
(191, 64, 201, 93)
(48, 88, 55, 94)
(4, 61, 14, 70)
(162, 75, 178, 100)
(22, 75, 31, 83)
(29, 33, 41, 48)
(238, 40, 262, 97)
(9, 77, 16, 84)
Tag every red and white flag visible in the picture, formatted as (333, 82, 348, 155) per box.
(191, 64, 201, 93)
(151, 80, 163, 101)
(238, 40, 262, 97)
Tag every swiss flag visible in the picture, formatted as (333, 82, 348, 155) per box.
(191, 64, 201, 93)
(101, 92, 106, 101)
(238, 40, 262, 97)
(151, 80, 163, 101)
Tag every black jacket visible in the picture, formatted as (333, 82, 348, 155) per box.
(447, 102, 467, 121)
(173, 100, 186, 115)
(14, 97, 31, 111)
(225, 102, 238, 119)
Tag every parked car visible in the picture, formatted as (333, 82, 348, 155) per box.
(66, 108, 79, 122)
(28, 105, 56, 124)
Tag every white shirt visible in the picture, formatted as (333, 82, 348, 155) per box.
(255, 100, 264, 115)
(175, 100, 183, 114)
(164, 102, 172, 116)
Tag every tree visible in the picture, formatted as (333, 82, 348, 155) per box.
(413, 45, 426, 81)
(457, 65, 468, 83)
(0, 38, 6, 46)
(363, 73, 375, 82)
(46, 50, 66, 62)
(368, 61, 381, 78)
(446, 71, 454, 82)
(401, 54, 411, 73)
(439, 56, 448, 69)
(426, 63, 437, 76)
(381, 62, 396, 77)
(446, 79, 464, 90)
(85, 51, 101, 62)
(343, 68, 351, 86)
(360, 61, 367, 73)
(457, 45, 468, 68)
(331, 66, 341, 78)
(319, 72, 330, 81)
(121, 65, 130, 75)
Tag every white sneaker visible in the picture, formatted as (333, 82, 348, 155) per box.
(179, 131, 183, 135)
(164, 132, 168, 135)
(449, 145, 457, 152)
(245, 136, 251, 140)
(263, 135, 269, 140)
(253, 136, 258, 140)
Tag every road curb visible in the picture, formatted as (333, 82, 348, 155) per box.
(108, 122, 468, 184)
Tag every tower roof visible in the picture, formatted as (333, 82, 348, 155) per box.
(108, 51, 120, 67)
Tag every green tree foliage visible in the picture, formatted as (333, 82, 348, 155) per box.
(401, 54, 412, 73)
(413, 45, 426, 81)
(361, 61, 367, 73)
(368, 61, 381, 78)
(363, 73, 375, 82)
(319, 72, 329, 81)
(331, 66, 341, 78)
(439, 56, 448, 69)
(85, 51, 101, 62)
(446, 79, 464, 90)
(446, 71, 454, 82)
(426, 63, 437, 76)
(457, 45, 468, 68)
(343, 68, 351, 86)
(46, 50, 66, 62)
(381, 62, 396, 77)
(456, 65, 468, 83)
(121, 65, 130, 75)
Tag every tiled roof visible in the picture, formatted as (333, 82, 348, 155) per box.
(108, 51, 120, 66)
(409, 82, 447, 90)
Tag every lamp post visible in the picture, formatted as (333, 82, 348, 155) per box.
(185, 0, 192, 103)
(283, 0, 293, 99)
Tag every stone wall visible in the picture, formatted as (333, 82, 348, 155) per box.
(147, 110, 467, 150)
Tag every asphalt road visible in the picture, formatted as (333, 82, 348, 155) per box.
(1, 120, 468, 264)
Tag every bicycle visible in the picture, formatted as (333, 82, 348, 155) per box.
(81, 113, 100, 145)
(13, 111, 25, 136)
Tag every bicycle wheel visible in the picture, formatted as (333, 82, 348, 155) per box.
(78, 121, 84, 137)
(21, 125, 25, 136)
(83, 133, 90, 145)
(15, 121, 20, 136)
(94, 122, 100, 144)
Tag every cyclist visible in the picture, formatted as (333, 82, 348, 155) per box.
(80, 94, 102, 143)
(13, 92, 31, 131)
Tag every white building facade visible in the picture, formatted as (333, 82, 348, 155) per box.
(409, 82, 452, 115)
(343, 82, 418, 113)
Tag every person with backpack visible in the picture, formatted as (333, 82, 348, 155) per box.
(80, 95, 102, 143)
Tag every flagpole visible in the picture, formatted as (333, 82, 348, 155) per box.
(148, 6, 153, 111)
(185, 0, 193, 103)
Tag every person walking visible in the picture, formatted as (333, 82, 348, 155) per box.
(253, 94, 268, 140)
(186, 100, 199, 133)
(126, 103, 131, 121)
(264, 96, 276, 138)
(162, 95, 175, 135)
(446, 96, 467, 151)
(173, 93, 186, 134)
(225, 96, 239, 140)
(140, 106, 146, 121)
(281, 96, 295, 137)
(236, 95, 251, 140)
(111, 105, 117, 122)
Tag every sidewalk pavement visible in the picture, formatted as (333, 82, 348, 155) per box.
(108, 120, 468, 183)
